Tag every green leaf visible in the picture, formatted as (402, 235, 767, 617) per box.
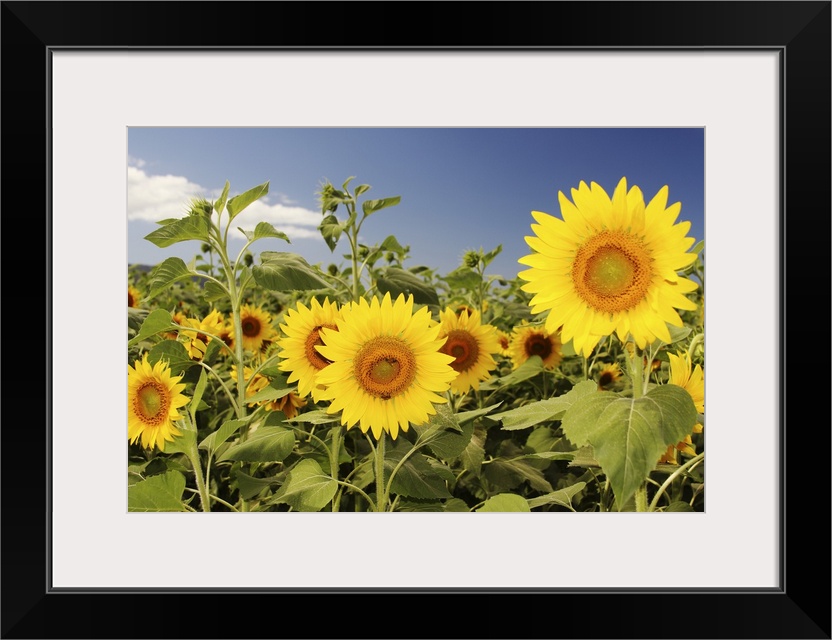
(268, 459, 337, 512)
(479, 355, 544, 390)
(318, 214, 344, 252)
(286, 410, 341, 425)
(441, 266, 482, 291)
(244, 382, 295, 404)
(482, 244, 502, 268)
(226, 181, 270, 223)
(526, 482, 587, 511)
(459, 431, 485, 476)
(128, 471, 188, 512)
(252, 252, 331, 291)
(379, 234, 405, 255)
(362, 195, 401, 217)
(217, 426, 295, 462)
(655, 324, 692, 347)
(385, 447, 453, 500)
(456, 403, 501, 425)
(483, 456, 554, 494)
(235, 470, 280, 500)
(375, 267, 439, 306)
(342, 176, 356, 191)
(145, 257, 194, 299)
(444, 498, 470, 512)
(147, 340, 196, 375)
(202, 280, 228, 303)
(189, 368, 209, 423)
(494, 380, 597, 430)
(199, 419, 247, 455)
(353, 183, 371, 198)
(665, 501, 695, 512)
(128, 309, 173, 346)
(477, 493, 531, 513)
(144, 215, 211, 248)
(240, 221, 290, 244)
(214, 180, 230, 215)
(560, 385, 698, 510)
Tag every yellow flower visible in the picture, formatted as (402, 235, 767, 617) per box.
(128, 354, 190, 452)
(660, 350, 705, 464)
(518, 177, 699, 357)
(180, 309, 224, 360)
(596, 362, 623, 390)
(230, 365, 308, 418)
(128, 284, 141, 308)
(509, 323, 563, 371)
(495, 329, 511, 357)
(277, 297, 343, 402)
(437, 307, 501, 394)
(314, 293, 457, 440)
(232, 304, 275, 353)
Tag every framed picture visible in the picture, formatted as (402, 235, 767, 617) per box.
(4, 2, 829, 638)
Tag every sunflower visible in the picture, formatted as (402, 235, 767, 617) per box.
(495, 329, 511, 357)
(437, 307, 501, 394)
(128, 353, 190, 452)
(518, 177, 699, 357)
(232, 304, 275, 353)
(163, 310, 190, 341)
(230, 365, 308, 418)
(660, 350, 705, 464)
(180, 309, 224, 360)
(277, 297, 343, 402)
(314, 293, 457, 440)
(596, 362, 623, 390)
(127, 284, 141, 308)
(509, 323, 563, 371)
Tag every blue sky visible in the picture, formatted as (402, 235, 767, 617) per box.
(128, 127, 704, 281)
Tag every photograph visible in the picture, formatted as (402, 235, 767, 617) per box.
(126, 126, 707, 515)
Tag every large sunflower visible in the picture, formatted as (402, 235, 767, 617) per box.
(509, 323, 563, 371)
(128, 353, 190, 452)
(314, 293, 457, 440)
(437, 307, 501, 394)
(660, 350, 705, 464)
(232, 304, 275, 353)
(518, 177, 699, 357)
(277, 297, 343, 402)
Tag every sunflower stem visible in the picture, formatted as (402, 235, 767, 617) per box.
(375, 432, 387, 512)
(330, 428, 342, 512)
(184, 437, 211, 513)
(648, 453, 704, 512)
(634, 483, 648, 512)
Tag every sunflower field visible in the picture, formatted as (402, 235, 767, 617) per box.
(127, 176, 705, 513)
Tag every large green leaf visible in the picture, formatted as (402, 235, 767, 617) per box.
(252, 252, 331, 291)
(239, 221, 290, 244)
(145, 257, 194, 299)
(526, 482, 587, 511)
(226, 181, 270, 223)
(144, 215, 212, 248)
(128, 471, 188, 512)
(361, 195, 401, 217)
(477, 493, 531, 513)
(199, 419, 247, 456)
(127, 309, 173, 347)
(147, 340, 196, 375)
(268, 459, 337, 512)
(217, 426, 295, 462)
(494, 380, 597, 430)
(441, 266, 482, 291)
(483, 456, 553, 494)
(478, 355, 544, 390)
(318, 214, 344, 252)
(375, 267, 439, 306)
(560, 385, 697, 510)
(458, 430, 485, 476)
(385, 446, 453, 500)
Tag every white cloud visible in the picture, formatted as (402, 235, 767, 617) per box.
(127, 164, 323, 242)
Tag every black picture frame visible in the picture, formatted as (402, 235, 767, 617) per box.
(2, 2, 829, 638)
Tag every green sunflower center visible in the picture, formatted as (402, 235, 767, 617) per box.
(355, 336, 417, 400)
(440, 330, 480, 372)
(134, 382, 170, 426)
(572, 231, 652, 313)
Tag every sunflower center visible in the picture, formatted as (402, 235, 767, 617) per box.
(134, 382, 170, 426)
(354, 336, 416, 400)
(128, 292, 135, 307)
(525, 334, 552, 360)
(440, 330, 480, 373)
(241, 318, 261, 337)
(572, 231, 653, 313)
(305, 325, 336, 370)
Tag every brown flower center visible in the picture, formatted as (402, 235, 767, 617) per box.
(525, 334, 553, 360)
(305, 325, 336, 370)
(241, 317, 261, 337)
(134, 382, 170, 426)
(440, 329, 480, 373)
(354, 336, 416, 400)
(572, 230, 653, 313)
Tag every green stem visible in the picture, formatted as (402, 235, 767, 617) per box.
(648, 453, 705, 512)
(375, 432, 387, 512)
(634, 483, 648, 513)
(330, 428, 342, 513)
(185, 438, 211, 512)
(628, 342, 645, 399)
